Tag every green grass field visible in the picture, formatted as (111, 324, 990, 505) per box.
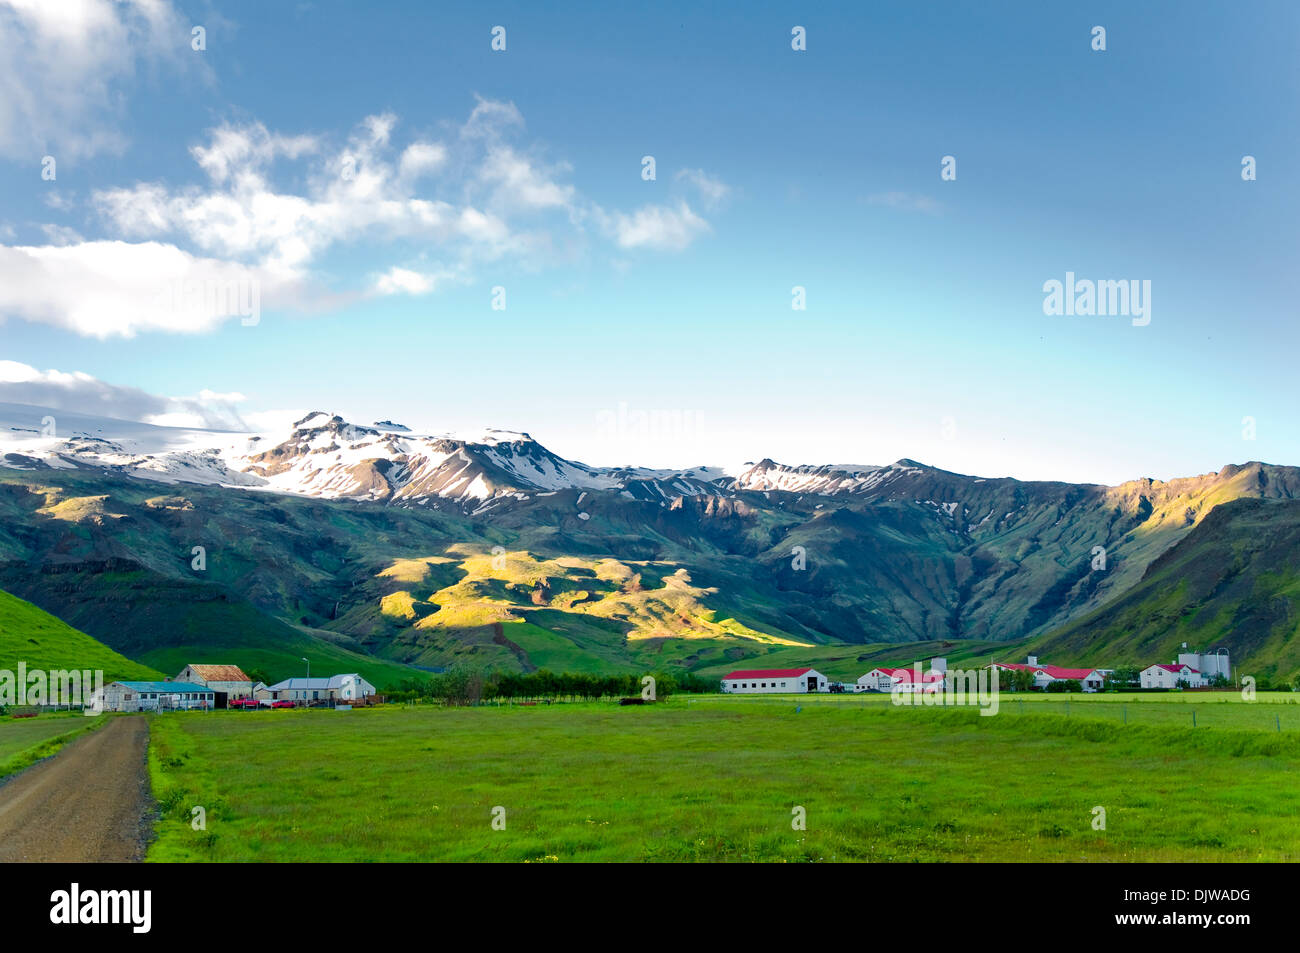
(148, 694, 1300, 862)
(0, 712, 106, 779)
(694, 690, 1300, 731)
(0, 589, 162, 681)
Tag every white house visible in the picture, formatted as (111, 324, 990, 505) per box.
(261, 673, 377, 704)
(1141, 663, 1203, 689)
(721, 668, 829, 694)
(102, 681, 215, 712)
(177, 664, 254, 702)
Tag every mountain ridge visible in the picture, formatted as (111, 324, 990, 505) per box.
(3, 400, 1299, 679)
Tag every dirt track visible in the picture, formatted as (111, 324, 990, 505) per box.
(0, 716, 151, 862)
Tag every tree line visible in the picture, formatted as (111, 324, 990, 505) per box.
(387, 668, 720, 705)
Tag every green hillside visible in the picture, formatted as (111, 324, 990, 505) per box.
(0, 589, 161, 681)
(4, 571, 430, 691)
(1029, 498, 1300, 682)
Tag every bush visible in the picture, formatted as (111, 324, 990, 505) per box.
(1045, 679, 1082, 693)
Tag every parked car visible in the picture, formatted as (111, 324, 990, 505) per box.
(270, 700, 296, 709)
(229, 698, 260, 710)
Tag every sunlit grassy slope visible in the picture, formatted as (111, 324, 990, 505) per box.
(335, 548, 814, 673)
(0, 589, 161, 681)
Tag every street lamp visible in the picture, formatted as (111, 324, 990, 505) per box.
(302, 657, 310, 706)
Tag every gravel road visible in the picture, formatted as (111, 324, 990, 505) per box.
(0, 715, 151, 862)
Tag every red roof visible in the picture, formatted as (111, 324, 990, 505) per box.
(1041, 666, 1097, 680)
(1152, 663, 1199, 674)
(723, 668, 812, 680)
(864, 667, 943, 682)
(891, 669, 945, 683)
(992, 662, 1099, 680)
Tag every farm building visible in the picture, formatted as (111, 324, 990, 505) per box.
(1140, 663, 1204, 689)
(721, 668, 829, 693)
(259, 673, 377, 704)
(888, 667, 947, 694)
(1177, 646, 1230, 682)
(858, 668, 903, 692)
(102, 681, 215, 712)
(177, 664, 254, 704)
(991, 657, 1106, 692)
(858, 659, 947, 693)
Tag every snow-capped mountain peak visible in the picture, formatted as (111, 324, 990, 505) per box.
(0, 401, 942, 509)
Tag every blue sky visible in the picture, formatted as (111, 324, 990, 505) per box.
(0, 0, 1296, 484)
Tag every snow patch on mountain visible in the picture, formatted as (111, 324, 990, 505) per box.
(0, 402, 952, 510)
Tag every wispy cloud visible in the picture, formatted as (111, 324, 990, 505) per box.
(598, 201, 710, 252)
(0, 0, 203, 160)
(675, 168, 731, 210)
(0, 360, 249, 430)
(863, 191, 943, 215)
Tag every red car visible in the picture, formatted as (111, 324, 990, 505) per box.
(229, 698, 260, 710)
(270, 700, 296, 709)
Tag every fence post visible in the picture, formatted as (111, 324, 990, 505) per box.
(1192, 710, 1197, 728)
(1277, 714, 1282, 732)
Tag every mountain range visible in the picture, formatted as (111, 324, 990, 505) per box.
(1, 401, 1297, 684)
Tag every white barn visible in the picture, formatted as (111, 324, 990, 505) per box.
(721, 668, 829, 694)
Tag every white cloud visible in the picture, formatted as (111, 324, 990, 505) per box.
(398, 141, 447, 182)
(603, 201, 710, 251)
(0, 240, 280, 338)
(0, 360, 249, 429)
(479, 147, 575, 213)
(2, 99, 722, 338)
(374, 267, 436, 296)
(91, 111, 532, 280)
(190, 121, 318, 185)
(460, 96, 524, 141)
(0, 0, 199, 159)
(39, 224, 84, 246)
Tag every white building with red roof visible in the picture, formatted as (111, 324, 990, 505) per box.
(858, 665, 947, 694)
(1140, 663, 1204, 689)
(721, 668, 828, 694)
(990, 657, 1106, 692)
